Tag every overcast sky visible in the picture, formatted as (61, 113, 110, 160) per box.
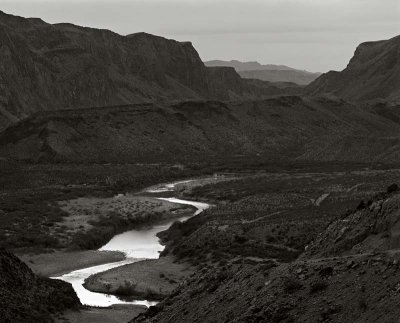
(1, 0, 399, 72)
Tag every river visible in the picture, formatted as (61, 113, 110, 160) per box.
(52, 180, 209, 307)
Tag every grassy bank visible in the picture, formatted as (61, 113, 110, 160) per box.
(84, 256, 194, 301)
(19, 250, 126, 277)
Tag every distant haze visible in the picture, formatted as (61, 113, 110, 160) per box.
(1, 0, 400, 72)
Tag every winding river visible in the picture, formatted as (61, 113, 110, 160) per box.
(53, 180, 209, 307)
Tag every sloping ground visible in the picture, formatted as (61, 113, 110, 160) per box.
(1, 97, 400, 163)
(303, 186, 400, 258)
(0, 11, 296, 131)
(132, 189, 400, 323)
(133, 254, 400, 323)
(0, 248, 80, 322)
(307, 35, 400, 102)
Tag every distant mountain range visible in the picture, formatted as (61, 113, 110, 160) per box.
(205, 60, 297, 72)
(205, 60, 322, 85)
(307, 35, 400, 103)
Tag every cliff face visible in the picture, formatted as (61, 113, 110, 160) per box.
(0, 248, 80, 322)
(0, 11, 287, 130)
(307, 35, 400, 102)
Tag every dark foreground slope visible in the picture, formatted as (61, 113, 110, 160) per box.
(307, 35, 400, 102)
(1, 97, 400, 163)
(0, 248, 80, 322)
(133, 185, 400, 323)
(0, 11, 297, 130)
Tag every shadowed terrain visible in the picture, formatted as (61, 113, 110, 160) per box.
(0, 248, 80, 322)
(0, 11, 298, 131)
(1, 97, 400, 163)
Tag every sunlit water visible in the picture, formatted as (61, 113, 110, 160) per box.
(52, 181, 209, 307)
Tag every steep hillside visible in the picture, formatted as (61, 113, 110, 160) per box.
(1, 97, 400, 163)
(0, 11, 286, 131)
(0, 248, 80, 322)
(133, 187, 400, 323)
(304, 185, 400, 258)
(205, 60, 321, 84)
(307, 35, 400, 102)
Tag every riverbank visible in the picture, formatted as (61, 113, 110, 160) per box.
(17, 196, 195, 277)
(84, 256, 194, 300)
(19, 250, 126, 277)
(59, 195, 195, 250)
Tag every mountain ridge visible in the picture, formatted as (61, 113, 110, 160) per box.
(0, 11, 298, 131)
(2, 97, 400, 164)
(306, 35, 400, 102)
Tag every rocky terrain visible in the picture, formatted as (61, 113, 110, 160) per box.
(0, 11, 297, 131)
(0, 248, 80, 322)
(205, 60, 321, 85)
(133, 184, 400, 323)
(307, 35, 400, 103)
(1, 97, 400, 163)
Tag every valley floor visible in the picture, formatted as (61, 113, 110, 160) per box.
(2, 161, 400, 322)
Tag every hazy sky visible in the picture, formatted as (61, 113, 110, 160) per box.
(1, 0, 399, 72)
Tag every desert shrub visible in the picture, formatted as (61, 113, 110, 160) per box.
(358, 297, 368, 311)
(234, 235, 248, 243)
(115, 281, 137, 296)
(309, 280, 328, 294)
(356, 200, 366, 210)
(283, 277, 302, 294)
(387, 183, 399, 194)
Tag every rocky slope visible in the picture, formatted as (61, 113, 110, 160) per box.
(133, 188, 400, 323)
(1, 97, 400, 163)
(0, 11, 293, 131)
(304, 184, 400, 258)
(205, 60, 321, 85)
(0, 248, 80, 322)
(307, 35, 400, 102)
